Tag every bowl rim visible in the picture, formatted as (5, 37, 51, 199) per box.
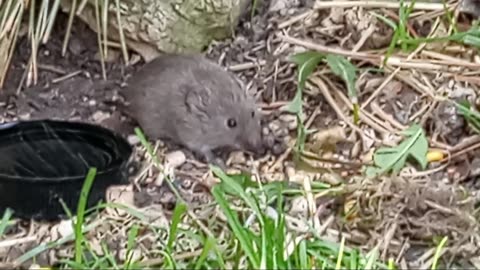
(0, 119, 133, 182)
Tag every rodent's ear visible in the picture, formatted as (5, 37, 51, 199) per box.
(183, 84, 211, 115)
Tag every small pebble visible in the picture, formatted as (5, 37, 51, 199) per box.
(18, 113, 30, 120)
(57, 219, 74, 238)
(268, 120, 282, 134)
(264, 133, 276, 149)
(279, 114, 298, 130)
(129, 54, 142, 65)
(46, 226, 57, 244)
(165, 150, 186, 168)
(57, 248, 70, 258)
(229, 151, 246, 164)
(91, 110, 110, 122)
(264, 172, 285, 182)
(276, 127, 289, 138)
(105, 185, 135, 216)
(285, 165, 296, 179)
(272, 142, 287, 155)
(29, 264, 42, 270)
(289, 170, 311, 184)
(179, 178, 193, 189)
(127, 134, 140, 145)
(289, 196, 309, 216)
(226, 168, 242, 175)
(323, 173, 343, 185)
(118, 249, 142, 262)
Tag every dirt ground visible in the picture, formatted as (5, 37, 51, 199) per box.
(1, 0, 480, 268)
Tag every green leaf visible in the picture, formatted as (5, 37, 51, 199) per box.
(289, 51, 324, 70)
(366, 124, 428, 177)
(219, 172, 257, 196)
(285, 90, 304, 115)
(283, 51, 325, 114)
(325, 54, 359, 123)
(325, 54, 357, 102)
(463, 34, 480, 47)
(456, 100, 480, 134)
(370, 12, 397, 30)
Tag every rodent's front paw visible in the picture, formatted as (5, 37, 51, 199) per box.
(210, 157, 227, 171)
(192, 147, 227, 170)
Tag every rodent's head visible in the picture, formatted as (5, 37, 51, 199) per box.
(183, 70, 265, 155)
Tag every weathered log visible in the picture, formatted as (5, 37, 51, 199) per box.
(60, 0, 250, 61)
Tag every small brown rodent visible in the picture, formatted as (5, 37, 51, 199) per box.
(123, 54, 265, 166)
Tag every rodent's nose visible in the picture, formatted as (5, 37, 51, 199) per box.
(248, 138, 266, 156)
(258, 149, 266, 157)
(242, 129, 266, 155)
(256, 144, 267, 155)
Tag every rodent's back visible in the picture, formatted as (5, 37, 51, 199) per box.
(123, 55, 196, 140)
(123, 54, 256, 148)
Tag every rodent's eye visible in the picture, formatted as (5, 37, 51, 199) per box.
(227, 118, 237, 128)
(251, 111, 255, 118)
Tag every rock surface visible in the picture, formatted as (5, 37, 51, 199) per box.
(60, 0, 250, 61)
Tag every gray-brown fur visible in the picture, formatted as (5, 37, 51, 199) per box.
(122, 54, 264, 165)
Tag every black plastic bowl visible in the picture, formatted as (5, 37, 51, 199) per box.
(0, 120, 133, 221)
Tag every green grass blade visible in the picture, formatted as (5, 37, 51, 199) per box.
(431, 236, 448, 270)
(159, 250, 176, 269)
(16, 220, 101, 264)
(74, 167, 97, 264)
(167, 202, 187, 250)
(211, 166, 263, 223)
(364, 246, 379, 269)
(211, 185, 260, 268)
(335, 236, 345, 269)
(0, 208, 13, 237)
(299, 239, 308, 268)
(125, 223, 140, 269)
(135, 127, 162, 166)
(194, 236, 215, 270)
(101, 241, 120, 268)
